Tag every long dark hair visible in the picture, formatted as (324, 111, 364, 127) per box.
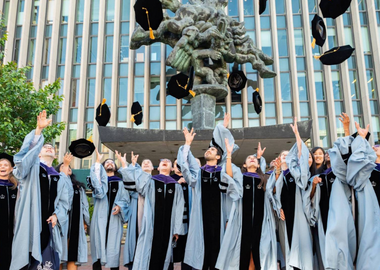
(311, 146, 327, 174)
(55, 163, 86, 189)
(309, 150, 317, 177)
(241, 156, 268, 190)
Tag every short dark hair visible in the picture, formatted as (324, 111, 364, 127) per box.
(102, 158, 118, 172)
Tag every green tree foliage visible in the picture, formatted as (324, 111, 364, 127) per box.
(0, 23, 65, 154)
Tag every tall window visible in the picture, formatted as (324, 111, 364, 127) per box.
(165, 45, 177, 130)
(13, 0, 25, 63)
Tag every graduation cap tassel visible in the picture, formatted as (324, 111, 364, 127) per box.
(189, 90, 196, 97)
(98, 98, 107, 116)
(130, 111, 142, 123)
(314, 55, 322, 60)
(142, 7, 155, 39)
(87, 135, 93, 143)
(311, 38, 316, 49)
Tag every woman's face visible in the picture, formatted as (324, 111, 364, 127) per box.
(308, 153, 313, 167)
(313, 149, 324, 166)
(0, 159, 13, 178)
(245, 155, 258, 169)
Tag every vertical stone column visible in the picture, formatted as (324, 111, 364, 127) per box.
(191, 93, 216, 130)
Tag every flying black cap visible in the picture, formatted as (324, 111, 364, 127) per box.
(134, 0, 163, 39)
(131, 101, 143, 126)
(228, 70, 247, 92)
(319, 0, 352, 19)
(311, 15, 326, 48)
(95, 98, 111, 126)
(168, 68, 196, 99)
(259, 0, 268, 15)
(69, 138, 96, 159)
(314, 45, 355, 65)
(252, 88, 262, 114)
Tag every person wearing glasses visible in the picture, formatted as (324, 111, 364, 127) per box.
(177, 113, 243, 270)
(124, 154, 185, 270)
(88, 149, 130, 270)
(10, 111, 71, 270)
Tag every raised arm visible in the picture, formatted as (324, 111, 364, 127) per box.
(256, 142, 267, 171)
(339, 112, 351, 137)
(177, 128, 200, 188)
(127, 152, 152, 197)
(89, 149, 108, 199)
(290, 117, 302, 159)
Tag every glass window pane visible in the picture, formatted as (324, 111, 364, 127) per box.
(245, 17, 255, 29)
(318, 118, 330, 147)
(91, 0, 100, 21)
(103, 78, 112, 103)
(300, 103, 309, 116)
(294, 29, 305, 56)
(90, 37, 98, 63)
(106, 0, 115, 21)
(119, 78, 128, 106)
(134, 77, 144, 105)
(261, 30, 272, 56)
(165, 121, 176, 130)
(279, 58, 289, 71)
(265, 103, 276, 117)
(282, 103, 293, 117)
(105, 36, 113, 62)
(118, 107, 127, 121)
(232, 120, 243, 128)
(74, 37, 82, 63)
(278, 30, 288, 57)
(276, 0, 285, 14)
(280, 73, 291, 101)
(121, 0, 130, 21)
(166, 106, 177, 120)
(150, 107, 160, 121)
(87, 79, 96, 106)
(264, 78, 275, 101)
(231, 104, 243, 118)
(76, 0, 85, 23)
(317, 102, 327, 116)
(298, 73, 308, 101)
(315, 72, 325, 100)
(104, 64, 112, 77)
(243, 0, 254, 15)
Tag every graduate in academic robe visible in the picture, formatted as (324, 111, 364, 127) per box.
(10, 111, 71, 270)
(0, 153, 18, 270)
(177, 113, 243, 270)
(311, 147, 326, 175)
(266, 117, 315, 270)
(370, 144, 380, 205)
(56, 156, 90, 269)
(125, 155, 185, 270)
(325, 122, 380, 270)
(171, 159, 194, 270)
(89, 149, 130, 270)
(117, 153, 154, 270)
(217, 143, 278, 270)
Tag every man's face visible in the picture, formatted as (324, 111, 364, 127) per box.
(104, 159, 116, 172)
(204, 147, 220, 161)
(142, 159, 154, 174)
(0, 159, 13, 178)
(40, 144, 56, 159)
(158, 158, 172, 174)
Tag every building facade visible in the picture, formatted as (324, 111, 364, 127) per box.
(2, 0, 380, 169)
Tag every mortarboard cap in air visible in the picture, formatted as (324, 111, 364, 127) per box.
(131, 101, 143, 126)
(311, 15, 326, 49)
(314, 45, 355, 65)
(259, 0, 268, 15)
(134, 0, 163, 39)
(228, 63, 247, 92)
(69, 138, 96, 159)
(168, 68, 196, 99)
(252, 88, 262, 114)
(95, 98, 111, 126)
(319, 0, 352, 19)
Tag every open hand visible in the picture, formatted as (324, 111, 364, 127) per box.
(115, 150, 127, 168)
(355, 121, 370, 139)
(183, 127, 196, 146)
(257, 142, 266, 159)
(131, 151, 139, 166)
(290, 117, 299, 135)
(95, 148, 104, 163)
(37, 110, 52, 130)
(339, 112, 350, 126)
(63, 153, 73, 166)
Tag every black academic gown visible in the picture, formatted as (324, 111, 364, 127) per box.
(171, 174, 190, 264)
(239, 174, 265, 270)
(0, 181, 17, 270)
(67, 184, 81, 262)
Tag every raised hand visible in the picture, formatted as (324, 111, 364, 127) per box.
(131, 151, 139, 166)
(339, 112, 350, 126)
(290, 117, 299, 135)
(355, 121, 370, 139)
(36, 110, 52, 135)
(95, 148, 104, 164)
(256, 142, 266, 159)
(115, 150, 127, 168)
(223, 112, 230, 128)
(225, 138, 234, 155)
(183, 127, 196, 146)
(273, 157, 281, 173)
(63, 153, 73, 166)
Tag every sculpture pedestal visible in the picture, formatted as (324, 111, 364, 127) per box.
(190, 84, 228, 130)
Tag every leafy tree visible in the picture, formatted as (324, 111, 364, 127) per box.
(0, 22, 65, 154)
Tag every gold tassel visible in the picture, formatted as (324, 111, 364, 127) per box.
(314, 55, 321, 60)
(227, 73, 230, 79)
(311, 38, 316, 49)
(98, 98, 107, 116)
(189, 90, 196, 97)
(87, 135, 93, 143)
(149, 28, 155, 39)
(130, 111, 142, 123)
(255, 88, 259, 92)
(143, 7, 155, 40)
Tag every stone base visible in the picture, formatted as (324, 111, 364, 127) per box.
(191, 94, 216, 130)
